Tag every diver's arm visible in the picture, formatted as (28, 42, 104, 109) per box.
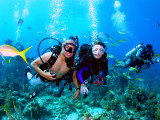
(103, 61, 108, 79)
(77, 66, 88, 85)
(73, 71, 80, 99)
(77, 67, 89, 94)
(148, 51, 154, 64)
(102, 62, 108, 84)
(73, 71, 80, 89)
(31, 52, 55, 80)
(135, 56, 150, 68)
(135, 56, 146, 64)
(148, 57, 153, 64)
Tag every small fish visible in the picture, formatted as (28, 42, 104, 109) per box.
(116, 60, 123, 64)
(109, 43, 120, 47)
(134, 78, 144, 81)
(106, 37, 114, 41)
(107, 54, 115, 58)
(129, 67, 138, 72)
(1, 105, 14, 120)
(108, 90, 115, 95)
(152, 53, 160, 60)
(123, 72, 133, 80)
(109, 39, 127, 47)
(111, 72, 116, 78)
(118, 31, 127, 35)
(2, 57, 11, 65)
(116, 39, 127, 43)
(106, 75, 112, 79)
(13, 101, 21, 114)
(17, 18, 24, 26)
(0, 45, 32, 64)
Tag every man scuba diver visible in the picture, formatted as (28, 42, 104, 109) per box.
(25, 36, 80, 99)
(114, 43, 154, 73)
(76, 39, 108, 96)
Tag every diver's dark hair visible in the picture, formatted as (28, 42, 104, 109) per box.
(86, 38, 107, 64)
(146, 44, 153, 50)
(91, 38, 106, 50)
(69, 36, 77, 41)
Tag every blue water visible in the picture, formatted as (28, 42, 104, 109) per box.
(0, 0, 160, 119)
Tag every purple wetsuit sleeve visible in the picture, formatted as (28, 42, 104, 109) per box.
(102, 69, 105, 78)
(77, 66, 89, 84)
(102, 67, 108, 79)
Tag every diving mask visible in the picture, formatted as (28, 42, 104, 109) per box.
(92, 46, 105, 55)
(64, 43, 76, 53)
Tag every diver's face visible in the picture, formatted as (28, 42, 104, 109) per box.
(92, 45, 105, 59)
(62, 40, 76, 58)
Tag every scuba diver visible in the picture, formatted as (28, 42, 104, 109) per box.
(76, 39, 108, 96)
(25, 36, 80, 99)
(114, 43, 154, 73)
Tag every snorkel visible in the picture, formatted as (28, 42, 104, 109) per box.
(63, 35, 79, 53)
(38, 37, 62, 64)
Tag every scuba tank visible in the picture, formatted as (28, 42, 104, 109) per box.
(125, 44, 142, 58)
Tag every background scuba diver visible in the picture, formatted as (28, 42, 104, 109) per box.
(25, 36, 80, 99)
(76, 39, 108, 95)
(114, 43, 154, 73)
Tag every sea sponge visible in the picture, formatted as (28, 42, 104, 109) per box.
(4, 91, 14, 114)
(157, 104, 160, 120)
(149, 92, 156, 99)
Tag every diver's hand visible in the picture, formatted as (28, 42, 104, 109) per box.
(144, 60, 151, 68)
(155, 59, 160, 63)
(144, 60, 149, 64)
(42, 72, 56, 81)
(80, 84, 88, 95)
(73, 89, 80, 100)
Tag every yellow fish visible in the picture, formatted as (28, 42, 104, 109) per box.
(0, 45, 32, 64)
(109, 43, 120, 47)
(13, 101, 21, 114)
(2, 57, 11, 65)
(118, 31, 127, 35)
(115, 39, 127, 43)
(116, 60, 123, 64)
(107, 54, 115, 58)
(109, 39, 127, 47)
(134, 78, 144, 81)
(106, 38, 114, 41)
(106, 75, 112, 79)
(123, 72, 133, 79)
(129, 67, 138, 72)
(108, 90, 115, 95)
(1, 105, 14, 120)
(152, 53, 160, 60)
